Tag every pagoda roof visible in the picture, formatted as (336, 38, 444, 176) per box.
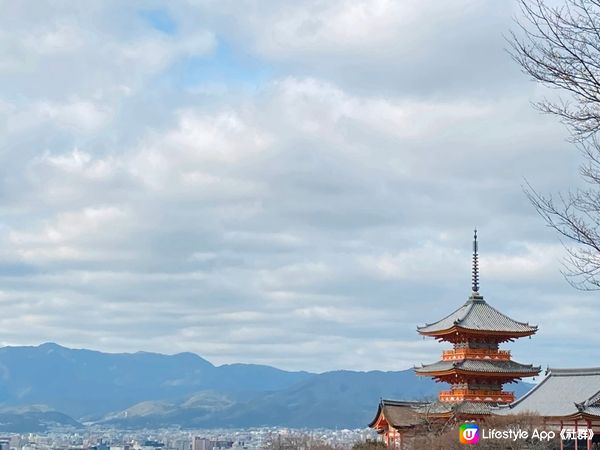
(497, 367, 600, 418)
(368, 399, 427, 429)
(415, 359, 540, 376)
(417, 294, 537, 336)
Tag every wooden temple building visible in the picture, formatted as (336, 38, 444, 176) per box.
(498, 367, 600, 449)
(369, 231, 542, 447)
(367, 400, 426, 448)
(369, 231, 600, 449)
(414, 230, 540, 418)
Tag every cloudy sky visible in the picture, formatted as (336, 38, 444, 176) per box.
(0, 0, 595, 372)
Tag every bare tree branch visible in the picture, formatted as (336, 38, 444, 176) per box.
(511, 0, 600, 289)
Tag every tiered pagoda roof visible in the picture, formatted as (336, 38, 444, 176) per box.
(417, 294, 537, 338)
(414, 230, 540, 417)
(415, 359, 539, 377)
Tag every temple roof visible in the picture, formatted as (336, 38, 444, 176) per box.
(417, 294, 537, 336)
(416, 401, 494, 416)
(497, 367, 600, 418)
(415, 359, 540, 376)
(368, 399, 427, 429)
(579, 391, 600, 417)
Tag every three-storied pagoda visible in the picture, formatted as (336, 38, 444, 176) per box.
(415, 230, 540, 418)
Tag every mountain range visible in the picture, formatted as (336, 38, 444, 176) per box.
(0, 343, 535, 431)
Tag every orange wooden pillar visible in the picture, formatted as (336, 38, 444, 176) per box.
(560, 421, 564, 450)
(586, 420, 591, 450)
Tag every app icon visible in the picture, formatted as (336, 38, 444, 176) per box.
(459, 423, 479, 444)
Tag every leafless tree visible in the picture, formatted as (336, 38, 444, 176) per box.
(509, 0, 600, 289)
(413, 413, 558, 450)
(350, 441, 386, 449)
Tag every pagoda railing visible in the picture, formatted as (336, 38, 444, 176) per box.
(439, 389, 515, 403)
(442, 348, 511, 361)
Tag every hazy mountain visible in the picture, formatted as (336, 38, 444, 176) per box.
(192, 369, 442, 429)
(0, 343, 535, 430)
(0, 405, 81, 432)
(0, 343, 310, 418)
(99, 371, 535, 429)
(97, 370, 439, 429)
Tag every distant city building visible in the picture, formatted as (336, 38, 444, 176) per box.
(171, 440, 189, 450)
(191, 438, 210, 450)
(91, 442, 109, 450)
(191, 437, 233, 450)
(110, 445, 130, 450)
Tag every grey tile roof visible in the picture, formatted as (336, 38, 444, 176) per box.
(415, 401, 494, 416)
(414, 402, 452, 415)
(583, 406, 600, 416)
(576, 387, 600, 416)
(456, 402, 496, 415)
(368, 399, 428, 428)
(415, 359, 540, 375)
(417, 294, 537, 334)
(497, 367, 600, 418)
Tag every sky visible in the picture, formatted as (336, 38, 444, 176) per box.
(0, 0, 596, 373)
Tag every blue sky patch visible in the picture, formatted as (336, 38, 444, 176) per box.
(140, 9, 177, 35)
(171, 38, 272, 89)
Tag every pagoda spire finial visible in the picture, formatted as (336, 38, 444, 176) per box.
(472, 228, 479, 293)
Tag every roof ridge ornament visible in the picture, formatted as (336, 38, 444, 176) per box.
(472, 228, 480, 294)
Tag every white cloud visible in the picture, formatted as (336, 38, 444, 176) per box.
(36, 100, 112, 131)
(0, 0, 591, 372)
(7, 206, 132, 262)
(22, 21, 85, 54)
(201, 0, 481, 58)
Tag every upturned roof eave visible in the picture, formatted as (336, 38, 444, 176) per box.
(415, 367, 541, 378)
(368, 399, 427, 429)
(367, 403, 385, 429)
(416, 292, 538, 336)
(417, 324, 538, 338)
(415, 360, 542, 377)
(560, 410, 600, 420)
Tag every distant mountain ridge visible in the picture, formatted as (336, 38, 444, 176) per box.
(0, 343, 535, 430)
(0, 342, 310, 418)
